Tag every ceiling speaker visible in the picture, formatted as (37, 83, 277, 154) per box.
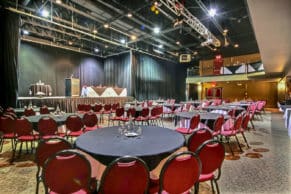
(179, 54, 191, 63)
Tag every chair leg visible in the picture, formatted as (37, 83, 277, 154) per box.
(235, 135, 243, 153)
(210, 180, 215, 194)
(226, 137, 234, 155)
(214, 179, 220, 194)
(11, 141, 17, 162)
(241, 132, 250, 148)
(194, 183, 199, 194)
(18, 142, 23, 159)
(0, 138, 3, 152)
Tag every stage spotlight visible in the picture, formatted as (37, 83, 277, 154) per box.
(41, 9, 49, 18)
(23, 30, 29, 35)
(120, 39, 126, 44)
(153, 27, 160, 34)
(208, 8, 217, 17)
(94, 48, 99, 52)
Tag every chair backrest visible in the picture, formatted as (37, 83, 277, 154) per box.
(227, 109, 235, 118)
(6, 107, 15, 113)
(40, 106, 50, 114)
(104, 104, 112, 111)
(233, 115, 243, 132)
(83, 112, 98, 127)
(93, 104, 103, 112)
(159, 151, 201, 194)
(99, 156, 149, 194)
(42, 149, 92, 194)
(189, 114, 200, 130)
(35, 137, 72, 168)
(127, 107, 136, 118)
(115, 107, 125, 117)
(77, 104, 85, 112)
(38, 116, 58, 136)
(65, 115, 84, 132)
(241, 113, 250, 131)
(83, 104, 92, 112)
(15, 117, 33, 137)
(24, 108, 36, 116)
(0, 116, 15, 134)
(212, 115, 224, 134)
(141, 107, 150, 117)
(196, 139, 225, 175)
(187, 128, 213, 152)
(111, 103, 119, 111)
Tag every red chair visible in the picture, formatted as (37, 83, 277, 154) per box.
(83, 112, 99, 132)
(187, 128, 213, 152)
(35, 137, 72, 194)
(13, 117, 38, 161)
(176, 114, 200, 135)
(98, 156, 149, 194)
(101, 104, 112, 122)
(111, 103, 120, 113)
(83, 104, 92, 112)
(109, 107, 125, 126)
(237, 112, 251, 148)
(77, 104, 86, 113)
(42, 149, 96, 194)
(195, 140, 225, 194)
(24, 108, 36, 116)
(38, 116, 62, 139)
(221, 114, 243, 155)
(135, 107, 150, 125)
(0, 116, 16, 153)
(40, 106, 50, 114)
(149, 106, 163, 126)
(149, 151, 201, 194)
(65, 115, 84, 141)
(200, 115, 224, 137)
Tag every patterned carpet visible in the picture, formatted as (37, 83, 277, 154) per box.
(0, 111, 279, 194)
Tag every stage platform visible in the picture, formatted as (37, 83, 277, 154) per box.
(17, 96, 134, 113)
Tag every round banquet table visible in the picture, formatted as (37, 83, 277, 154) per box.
(174, 111, 230, 128)
(202, 105, 245, 116)
(75, 126, 185, 170)
(14, 107, 55, 116)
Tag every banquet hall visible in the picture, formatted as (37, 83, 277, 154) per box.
(0, 0, 291, 193)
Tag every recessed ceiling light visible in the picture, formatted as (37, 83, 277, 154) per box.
(104, 23, 109, 28)
(153, 27, 160, 34)
(127, 13, 133, 17)
(223, 29, 228, 33)
(41, 9, 49, 18)
(94, 48, 99, 52)
(176, 41, 180, 45)
(208, 8, 217, 17)
(120, 39, 126, 44)
(213, 48, 217, 51)
(23, 30, 29, 35)
(234, 43, 239, 48)
(193, 51, 198, 55)
(93, 29, 97, 34)
(158, 44, 163, 48)
(68, 41, 73, 45)
(131, 35, 137, 40)
(56, 0, 62, 4)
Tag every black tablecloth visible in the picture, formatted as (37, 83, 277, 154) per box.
(174, 111, 230, 128)
(75, 126, 185, 170)
(25, 113, 83, 130)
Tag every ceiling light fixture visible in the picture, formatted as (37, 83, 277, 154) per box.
(56, 0, 62, 4)
(127, 13, 133, 17)
(193, 51, 198, 55)
(105, 45, 108, 48)
(234, 43, 239, 48)
(68, 41, 73, 45)
(94, 48, 99, 52)
(153, 27, 160, 34)
(104, 23, 109, 28)
(176, 41, 180, 45)
(208, 8, 217, 17)
(131, 35, 137, 40)
(120, 39, 126, 44)
(93, 29, 97, 34)
(23, 30, 29, 35)
(158, 44, 163, 48)
(41, 9, 49, 18)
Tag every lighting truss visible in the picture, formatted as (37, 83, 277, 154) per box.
(156, 0, 221, 47)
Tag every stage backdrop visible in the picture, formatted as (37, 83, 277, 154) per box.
(18, 43, 104, 96)
(19, 43, 188, 102)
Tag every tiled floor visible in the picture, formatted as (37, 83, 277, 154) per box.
(0, 110, 290, 193)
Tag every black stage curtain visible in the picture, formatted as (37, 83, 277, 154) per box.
(103, 52, 132, 95)
(132, 51, 187, 101)
(19, 43, 104, 96)
(0, 8, 20, 108)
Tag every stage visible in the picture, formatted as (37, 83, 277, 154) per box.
(17, 96, 134, 113)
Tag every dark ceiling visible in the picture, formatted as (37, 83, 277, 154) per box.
(3, 0, 259, 62)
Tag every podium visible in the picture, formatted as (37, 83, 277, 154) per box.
(65, 78, 80, 97)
